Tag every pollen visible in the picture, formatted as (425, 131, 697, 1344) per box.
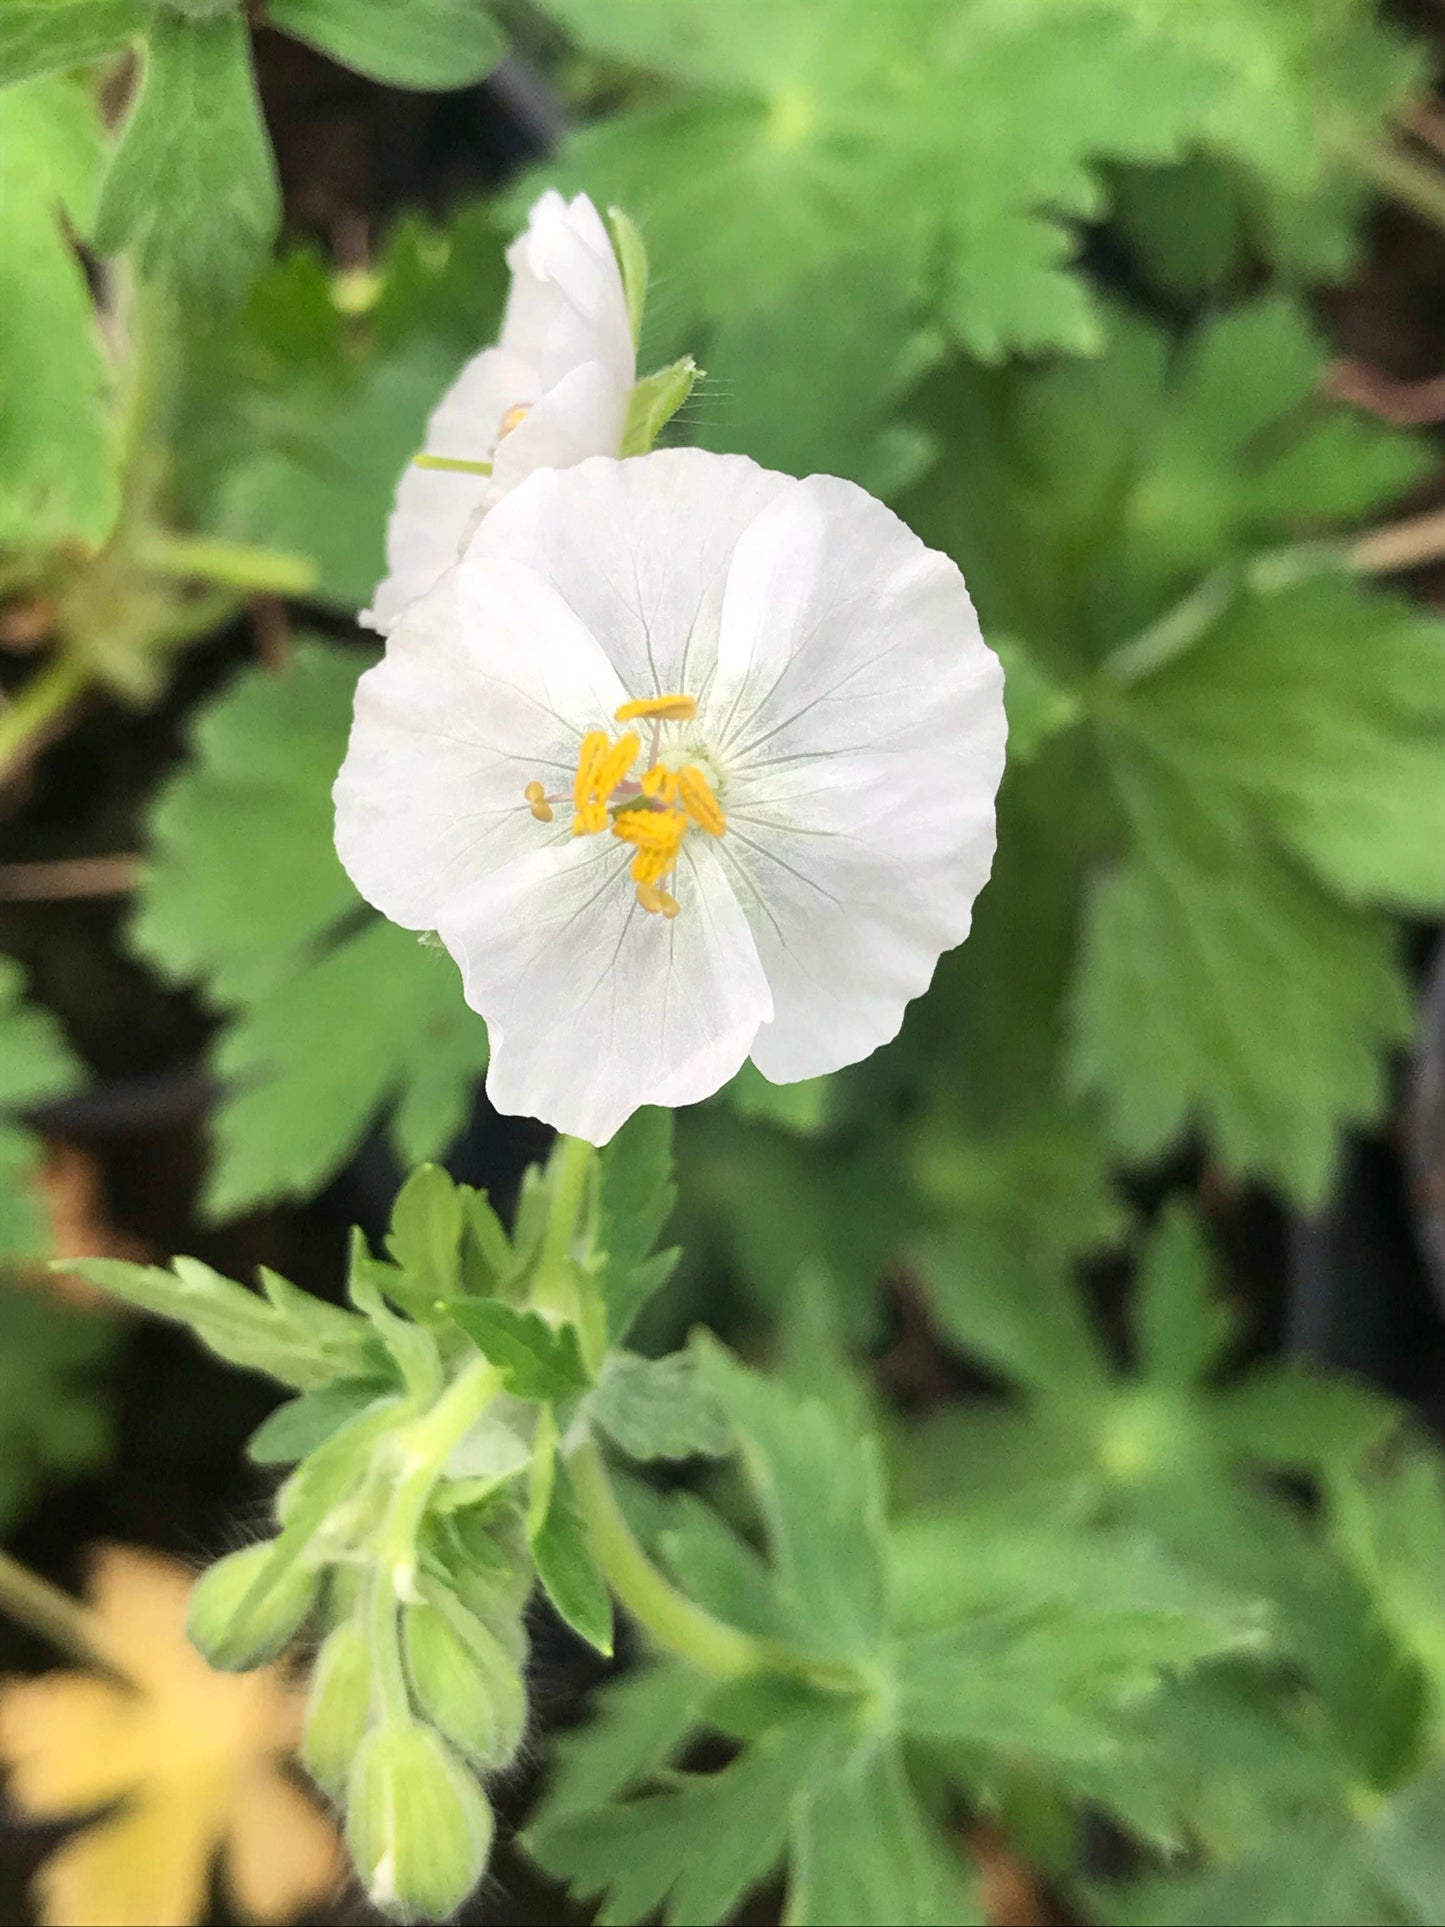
(497, 402, 531, 439)
(615, 693, 698, 724)
(534, 699, 723, 915)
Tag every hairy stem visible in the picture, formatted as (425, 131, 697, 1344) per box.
(0, 1550, 131, 1681)
(0, 655, 89, 781)
(532, 1134, 596, 1327)
(377, 1355, 505, 1575)
(569, 1440, 767, 1681)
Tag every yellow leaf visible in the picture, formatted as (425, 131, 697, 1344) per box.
(0, 1546, 340, 1927)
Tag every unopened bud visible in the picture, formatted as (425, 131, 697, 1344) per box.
(347, 1720, 493, 1922)
(186, 1543, 317, 1672)
(403, 1597, 527, 1771)
(302, 1619, 372, 1797)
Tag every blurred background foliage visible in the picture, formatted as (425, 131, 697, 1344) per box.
(2, 0, 1445, 1921)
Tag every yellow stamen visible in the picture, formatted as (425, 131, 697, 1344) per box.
(523, 779, 554, 823)
(615, 693, 698, 724)
(677, 764, 726, 836)
(572, 730, 608, 810)
(659, 891, 680, 919)
(593, 731, 640, 798)
(635, 881, 665, 914)
(498, 403, 531, 439)
(640, 765, 679, 805)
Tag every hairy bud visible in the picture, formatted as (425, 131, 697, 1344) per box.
(186, 1543, 317, 1672)
(301, 1619, 372, 1797)
(346, 1720, 493, 1922)
(403, 1596, 527, 1771)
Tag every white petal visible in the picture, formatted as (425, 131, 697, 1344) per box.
(334, 559, 627, 931)
(362, 346, 534, 634)
(490, 360, 630, 497)
(437, 838, 772, 1143)
(502, 191, 635, 395)
(708, 473, 1006, 1081)
(470, 450, 792, 701)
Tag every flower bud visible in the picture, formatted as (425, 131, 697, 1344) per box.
(301, 1619, 372, 1797)
(402, 1597, 527, 1771)
(186, 1543, 317, 1672)
(346, 1720, 493, 1921)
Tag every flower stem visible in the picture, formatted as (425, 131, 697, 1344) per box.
(377, 1355, 505, 1575)
(136, 532, 318, 597)
(0, 655, 90, 780)
(568, 1440, 766, 1681)
(1350, 505, 1445, 574)
(0, 1550, 129, 1680)
(1354, 138, 1445, 236)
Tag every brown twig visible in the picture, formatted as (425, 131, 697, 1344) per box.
(1326, 358, 1445, 426)
(1351, 505, 1445, 574)
(0, 854, 142, 901)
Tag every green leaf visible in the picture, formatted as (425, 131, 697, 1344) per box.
(0, 0, 149, 86)
(620, 356, 699, 457)
(695, 1338, 887, 1666)
(93, 8, 279, 304)
(0, 75, 119, 548)
(592, 1108, 679, 1344)
(531, 1660, 709, 1832)
(246, 1377, 390, 1464)
(267, 0, 504, 89)
(723, 1061, 833, 1135)
(791, 1738, 979, 1927)
(0, 1279, 115, 1533)
(1070, 762, 1410, 1204)
(447, 1300, 588, 1402)
(0, 955, 84, 1264)
(528, 1415, 612, 1654)
(128, 639, 488, 1218)
(1370, 1760, 1445, 1924)
(534, 2, 1222, 358)
(384, 1163, 464, 1305)
(528, 1704, 838, 1926)
(65, 1252, 380, 1389)
(1133, 1202, 1237, 1388)
(590, 1350, 731, 1462)
(1211, 1365, 1398, 1474)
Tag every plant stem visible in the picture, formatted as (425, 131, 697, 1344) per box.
(0, 1550, 130, 1680)
(366, 1565, 412, 1724)
(1350, 505, 1445, 574)
(568, 1440, 767, 1682)
(0, 655, 90, 780)
(378, 1355, 505, 1573)
(1355, 138, 1445, 236)
(412, 454, 493, 476)
(136, 532, 318, 597)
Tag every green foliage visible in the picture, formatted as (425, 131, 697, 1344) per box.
(590, 1349, 731, 1462)
(128, 637, 488, 1217)
(0, 957, 84, 1264)
(0, 1280, 115, 1533)
(0, 0, 506, 307)
(92, 9, 278, 306)
(0, 75, 118, 549)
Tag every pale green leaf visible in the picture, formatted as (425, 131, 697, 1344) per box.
(0, 955, 84, 1264)
(0, 0, 149, 86)
(267, 0, 503, 89)
(591, 1350, 731, 1462)
(93, 8, 279, 304)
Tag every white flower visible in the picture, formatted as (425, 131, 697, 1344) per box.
(335, 449, 1006, 1144)
(362, 189, 636, 634)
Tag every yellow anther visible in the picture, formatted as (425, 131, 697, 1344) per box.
(640, 765, 679, 805)
(593, 731, 640, 799)
(523, 780, 554, 824)
(635, 881, 665, 914)
(572, 730, 608, 811)
(677, 764, 726, 836)
(572, 800, 609, 837)
(612, 807, 687, 854)
(498, 402, 531, 439)
(659, 891, 680, 919)
(615, 693, 698, 724)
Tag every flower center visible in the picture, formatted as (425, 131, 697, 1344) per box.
(521, 693, 726, 919)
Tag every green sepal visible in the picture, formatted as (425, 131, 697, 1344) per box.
(608, 204, 648, 348)
(403, 1587, 528, 1770)
(300, 1617, 372, 1797)
(347, 1720, 494, 1922)
(621, 356, 700, 457)
(186, 1541, 318, 1671)
(246, 1378, 393, 1465)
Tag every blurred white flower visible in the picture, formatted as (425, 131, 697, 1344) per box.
(363, 190, 636, 634)
(336, 450, 1006, 1143)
